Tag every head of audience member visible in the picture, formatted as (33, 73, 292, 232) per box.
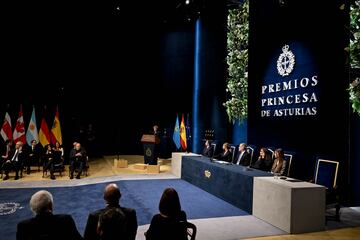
(15, 141, 23, 150)
(259, 148, 268, 159)
(159, 188, 182, 218)
(103, 183, 121, 206)
(274, 148, 284, 161)
(30, 190, 54, 215)
(31, 140, 37, 147)
(55, 141, 61, 149)
(75, 143, 81, 151)
(238, 143, 247, 153)
(222, 143, 230, 152)
(153, 125, 159, 133)
(98, 207, 126, 239)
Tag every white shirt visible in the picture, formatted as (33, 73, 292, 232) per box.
(236, 151, 244, 165)
(11, 150, 19, 162)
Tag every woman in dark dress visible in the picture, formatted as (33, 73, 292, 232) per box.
(252, 147, 273, 171)
(145, 188, 188, 240)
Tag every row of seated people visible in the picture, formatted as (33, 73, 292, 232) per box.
(0, 140, 88, 180)
(203, 140, 289, 176)
(17, 184, 196, 240)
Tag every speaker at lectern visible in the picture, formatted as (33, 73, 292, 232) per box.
(141, 134, 160, 165)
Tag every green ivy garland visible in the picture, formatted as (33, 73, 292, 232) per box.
(224, 0, 249, 123)
(349, 1, 360, 115)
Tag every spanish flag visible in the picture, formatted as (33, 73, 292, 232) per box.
(180, 114, 187, 150)
(39, 118, 51, 147)
(50, 106, 62, 145)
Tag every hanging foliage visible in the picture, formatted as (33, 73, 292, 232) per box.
(224, 0, 249, 123)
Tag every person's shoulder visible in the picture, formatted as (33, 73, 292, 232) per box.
(53, 214, 75, 221)
(89, 208, 106, 217)
(17, 217, 35, 227)
(120, 207, 136, 216)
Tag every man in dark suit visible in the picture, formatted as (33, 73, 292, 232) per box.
(151, 125, 161, 165)
(233, 143, 251, 166)
(69, 142, 87, 179)
(3, 141, 25, 180)
(202, 140, 214, 158)
(84, 183, 138, 240)
(16, 190, 83, 240)
(26, 140, 42, 174)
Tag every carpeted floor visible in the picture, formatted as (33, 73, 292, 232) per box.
(0, 179, 247, 240)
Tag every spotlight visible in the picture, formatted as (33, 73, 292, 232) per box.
(185, 0, 190, 5)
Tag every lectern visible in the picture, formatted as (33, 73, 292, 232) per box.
(141, 134, 160, 165)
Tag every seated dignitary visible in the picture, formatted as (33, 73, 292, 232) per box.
(43, 144, 56, 180)
(271, 148, 287, 175)
(233, 143, 251, 166)
(202, 140, 214, 158)
(84, 183, 138, 240)
(3, 141, 25, 180)
(252, 147, 273, 172)
(16, 190, 83, 240)
(214, 142, 232, 162)
(1, 140, 13, 174)
(145, 188, 189, 240)
(69, 143, 87, 179)
(26, 140, 41, 174)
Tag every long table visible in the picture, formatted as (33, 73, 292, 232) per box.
(181, 156, 272, 214)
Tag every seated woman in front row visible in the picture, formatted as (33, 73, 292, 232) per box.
(252, 147, 273, 171)
(145, 188, 188, 240)
(271, 148, 287, 175)
(214, 143, 232, 162)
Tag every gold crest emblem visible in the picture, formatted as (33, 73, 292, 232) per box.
(204, 170, 211, 178)
(145, 148, 152, 157)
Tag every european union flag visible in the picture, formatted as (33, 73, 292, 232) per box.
(173, 115, 181, 150)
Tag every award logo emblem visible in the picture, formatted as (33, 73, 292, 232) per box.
(277, 45, 295, 77)
(0, 202, 23, 215)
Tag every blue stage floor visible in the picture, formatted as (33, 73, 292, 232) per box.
(0, 179, 247, 240)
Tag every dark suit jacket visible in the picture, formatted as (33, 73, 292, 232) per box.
(70, 149, 87, 163)
(233, 151, 251, 166)
(16, 212, 83, 240)
(202, 146, 214, 158)
(84, 205, 137, 240)
(8, 148, 26, 164)
(215, 150, 232, 162)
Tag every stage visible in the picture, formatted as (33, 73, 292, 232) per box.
(0, 155, 359, 240)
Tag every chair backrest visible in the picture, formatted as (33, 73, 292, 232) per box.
(230, 145, 237, 162)
(183, 221, 197, 240)
(210, 143, 217, 158)
(314, 159, 339, 189)
(246, 146, 255, 166)
(267, 148, 275, 160)
(283, 153, 293, 177)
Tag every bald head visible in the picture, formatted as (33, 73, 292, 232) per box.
(104, 183, 121, 205)
(30, 190, 53, 215)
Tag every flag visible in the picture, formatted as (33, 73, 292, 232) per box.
(39, 118, 51, 147)
(180, 113, 187, 150)
(13, 105, 26, 144)
(172, 114, 181, 149)
(50, 106, 62, 145)
(1, 112, 12, 142)
(26, 106, 39, 145)
(186, 113, 192, 151)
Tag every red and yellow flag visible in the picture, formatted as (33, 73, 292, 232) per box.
(180, 114, 187, 150)
(39, 118, 51, 147)
(50, 106, 62, 145)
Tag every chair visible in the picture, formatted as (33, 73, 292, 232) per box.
(266, 147, 275, 160)
(283, 153, 293, 177)
(314, 159, 340, 222)
(210, 143, 217, 158)
(69, 156, 89, 177)
(246, 146, 255, 166)
(230, 145, 237, 163)
(184, 221, 197, 240)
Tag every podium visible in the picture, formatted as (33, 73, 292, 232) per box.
(141, 134, 160, 165)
